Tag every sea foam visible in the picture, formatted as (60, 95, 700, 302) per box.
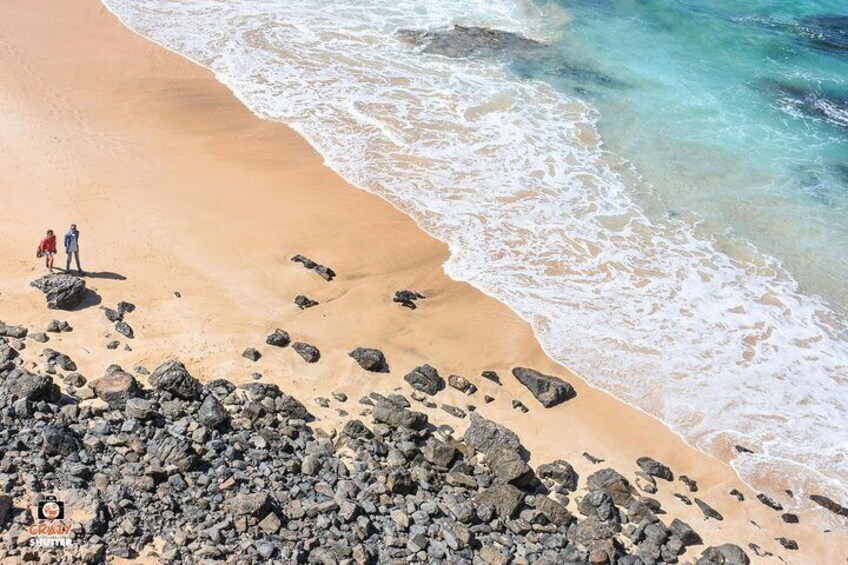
(103, 0, 848, 524)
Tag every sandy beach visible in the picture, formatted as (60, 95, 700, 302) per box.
(0, 0, 844, 562)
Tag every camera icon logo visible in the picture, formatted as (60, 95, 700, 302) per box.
(37, 496, 64, 521)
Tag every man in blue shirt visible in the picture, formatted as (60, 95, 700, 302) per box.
(64, 224, 83, 274)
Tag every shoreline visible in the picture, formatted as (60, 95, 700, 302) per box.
(0, 0, 844, 562)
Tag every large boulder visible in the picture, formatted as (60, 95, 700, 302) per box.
(2, 369, 60, 402)
(198, 395, 229, 429)
(511, 367, 576, 408)
(537, 459, 579, 492)
(42, 425, 80, 457)
(148, 435, 198, 473)
(636, 456, 673, 481)
(403, 364, 444, 395)
(89, 366, 141, 407)
(485, 448, 534, 487)
(474, 483, 524, 519)
(149, 360, 203, 400)
(463, 412, 523, 457)
(372, 402, 428, 430)
(586, 468, 635, 507)
(696, 544, 750, 565)
(30, 274, 86, 310)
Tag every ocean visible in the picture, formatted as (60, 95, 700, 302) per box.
(102, 0, 848, 523)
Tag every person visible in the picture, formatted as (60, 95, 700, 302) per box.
(37, 230, 57, 273)
(64, 224, 83, 274)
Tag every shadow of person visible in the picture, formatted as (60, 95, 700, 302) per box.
(74, 288, 103, 310)
(76, 271, 127, 281)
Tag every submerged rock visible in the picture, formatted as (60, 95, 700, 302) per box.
(398, 25, 545, 59)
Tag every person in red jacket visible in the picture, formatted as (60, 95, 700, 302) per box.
(38, 229, 57, 273)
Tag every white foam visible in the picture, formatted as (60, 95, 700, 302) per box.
(103, 0, 848, 522)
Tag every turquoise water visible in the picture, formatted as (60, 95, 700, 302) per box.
(518, 0, 848, 307)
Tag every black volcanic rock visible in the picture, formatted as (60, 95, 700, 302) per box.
(349, 347, 387, 372)
(149, 360, 203, 400)
(398, 25, 545, 59)
(403, 364, 444, 395)
(292, 342, 320, 363)
(511, 367, 576, 408)
(637, 456, 674, 481)
(31, 274, 86, 310)
(393, 290, 425, 309)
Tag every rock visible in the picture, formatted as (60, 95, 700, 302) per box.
(393, 290, 425, 309)
(481, 370, 501, 384)
(265, 329, 290, 347)
(463, 412, 523, 457)
(474, 483, 525, 519)
(46, 319, 72, 333)
(242, 347, 261, 362)
(342, 419, 374, 440)
(198, 395, 229, 428)
(511, 367, 576, 408)
(775, 537, 798, 550)
(106, 340, 120, 350)
(1, 369, 60, 402)
(485, 447, 534, 487)
(756, 493, 783, 511)
(670, 518, 702, 545)
(89, 366, 141, 407)
(679, 475, 699, 492)
(115, 321, 134, 339)
(583, 452, 604, 464)
(403, 364, 444, 395)
(227, 492, 274, 517)
(511, 399, 529, 412)
(148, 435, 198, 473)
(117, 301, 135, 314)
(292, 342, 320, 363)
(103, 307, 123, 322)
(372, 402, 428, 430)
(448, 374, 475, 394)
(636, 457, 673, 481)
(42, 425, 80, 456)
(30, 274, 86, 310)
(694, 498, 724, 521)
(0, 495, 14, 526)
(125, 397, 154, 420)
(696, 544, 750, 565)
(809, 494, 848, 517)
(294, 295, 319, 309)
(149, 360, 203, 400)
(578, 491, 617, 523)
(349, 347, 386, 372)
(291, 254, 336, 281)
(422, 437, 457, 468)
(535, 495, 573, 526)
(781, 512, 799, 524)
(484, 394, 495, 403)
(730, 489, 745, 501)
(734, 445, 754, 454)
(586, 468, 635, 507)
(29, 333, 49, 343)
(537, 460, 579, 492)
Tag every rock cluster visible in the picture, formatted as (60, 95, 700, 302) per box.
(393, 290, 425, 310)
(291, 254, 336, 282)
(30, 275, 87, 310)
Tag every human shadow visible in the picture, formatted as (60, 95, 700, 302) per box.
(73, 288, 102, 311)
(79, 271, 127, 281)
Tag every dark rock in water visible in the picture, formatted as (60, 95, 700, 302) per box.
(795, 15, 848, 54)
(636, 456, 674, 481)
(292, 342, 320, 363)
(89, 366, 141, 407)
(587, 468, 635, 507)
(2, 369, 60, 402)
(242, 347, 261, 362)
(198, 394, 229, 429)
(730, 488, 745, 501)
(30, 274, 86, 310)
(775, 537, 798, 550)
(393, 290, 425, 309)
(291, 254, 336, 281)
(481, 370, 501, 384)
(149, 360, 203, 400)
(148, 435, 197, 473)
(463, 412, 523, 457)
(115, 321, 134, 339)
(511, 367, 576, 407)
(537, 460, 579, 492)
(809, 494, 848, 517)
(265, 329, 290, 347)
(763, 80, 848, 129)
(694, 498, 724, 521)
(398, 25, 545, 59)
(734, 445, 754, 454)
(756, 493, 783, 511)
(781, 512, 799, 524)
(294, 295, 319, 309)
(103, 307, 123, 322)
(696, 544, 750, 565)
(670, 518, 702, 546)
(404, 364, 444, 395)
(349, 347, 387, 372)
(42, 425, 80, 456)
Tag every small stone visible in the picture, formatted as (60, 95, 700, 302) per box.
(694, 498, 723, 521)
(265, 329, 290, 347)
(349, 347, 387, 372)
(781, 513, 799, 524)
(242, 347, 261, 362)
(115, 321, 134, 339)
(404, 364, 444, 395)
(294, 295, 319, 309)
(776, 537, 798, 550)
(292, 342, 320, 363)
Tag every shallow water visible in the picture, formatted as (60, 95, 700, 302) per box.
(103, 0, 848, 524)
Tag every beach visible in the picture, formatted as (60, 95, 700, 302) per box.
(0, 0, 845, 562)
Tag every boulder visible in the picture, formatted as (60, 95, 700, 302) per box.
(198, 395, 229, 429)
(148, 435, 198, 473)
(2, 369, 60, 402)
(586, 468, 635, 507)
(292, 342, 320, 363)
(265, 329, 290, 347)
(89, 366, 141, 407)
(463, 412, 523, 457)
(422, 437, 457, 468)
(636, 456, 673, 481)
(448, 374, 475, 394)
(537, 460, 578, 492)
(294, 295, 319, 309)
(669, 518, 702, 546)
(809, 494, 848, 517)
(755, 493, 783, 511)
(535, 496, 573, 526)
(349, 347, 386, 372)
(511, 367, 576, 408)
(393, 290, 425, 309)
(485, 447, 534, 487)
(696, 544, 749, 565)
(125, 398, 154, 420)
(373, 402, 428, 430)
(694, 498, 724, 521)
(403, 364, 444, 395)
(474, 483, 525, 519)
(578, 491, 618, 523)
(42, 425, 80, 456)
(115, 322, 134, 339)
(242, 347, 261, 362)
(149, 360, 203, 400)
(30, 274, 87, 310)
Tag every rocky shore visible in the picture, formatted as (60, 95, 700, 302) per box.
(1, 274, 825, 564)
